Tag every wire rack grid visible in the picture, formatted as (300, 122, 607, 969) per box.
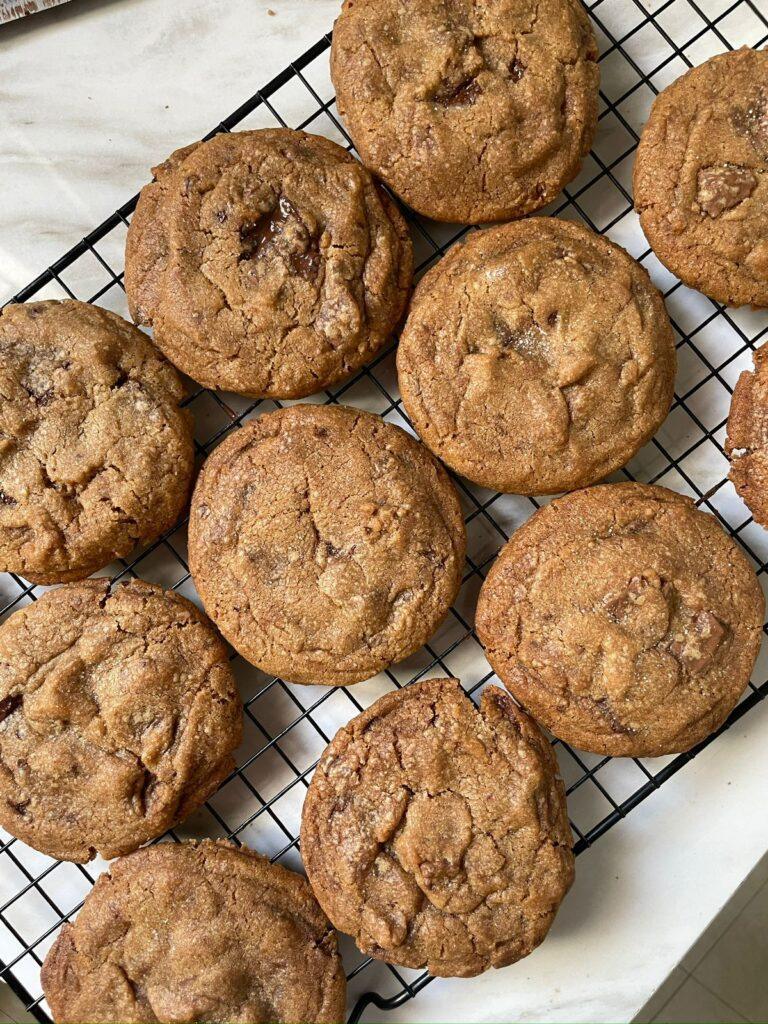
(1, 0, 768, 1021)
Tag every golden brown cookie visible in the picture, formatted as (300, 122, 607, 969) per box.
(0, 301, 194, 584)
(634, 47, 768, 307)
(301, 677, 574, 978)
(125, 128, 413, 398)
(397, 219, 676, 495)
(331, 0, 599, 223)
(727, 342, 768, 525)
(41, 840, 346, 1024)
(476, 483, 765, 757)
(188, 405, 466, 686)
(0, 580, 242, 862)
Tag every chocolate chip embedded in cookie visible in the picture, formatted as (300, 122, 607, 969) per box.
(476, 483, 765, 757)
(188, 405, 466, 686)
(331, 0, 599, 224)
(697, 164, 758, 218)
(301, 677, 573, 977)
(125, 129, 413, 398)
(634, 47, 768, 307)
(41, 840, 346, 1024)
(0, 580, 242, 862)
(397, 218, 676, 495)
(0, 300, 194, 584)
(726, 342, 768, 526)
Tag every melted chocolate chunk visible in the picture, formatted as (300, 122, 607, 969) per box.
(669, 610, 729, 673)
(510, 59, 526, 83)
(0, 693, 23, 724)
(494, 318, 547, 360)
(0, 491, 16, 507)
(324, 541, 343, 559)
(697, 164, 757, 218)
(239, 200, 291, 261)
(594, 695, 633, 735)
(436, 77, 481, 108)
(604, 575, 648, 621)
(288, 244, 321, 280)
(239, 196, 320, 280)
(23, 383, 54, 406)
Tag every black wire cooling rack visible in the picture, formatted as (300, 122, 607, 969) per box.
(1, 1, 768, 1021)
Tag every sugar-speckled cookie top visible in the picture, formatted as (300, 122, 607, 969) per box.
(42, 840, 347, 1024)
(634, 47, 768, 307)
(125, 129, 413, 398)
(476, 483, 765, 757)
(301, 677, 574, 978)
(0, 580, 242, 862)
(188, 405, 466, 686)
(0, 301, 194, 584)
(397, 219, 676, 495)
(331, 0, 599, 223)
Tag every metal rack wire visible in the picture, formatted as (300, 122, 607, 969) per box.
(1, 0, 767, 1020)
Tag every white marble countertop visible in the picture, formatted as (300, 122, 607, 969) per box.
(1, 3, 767, 1023)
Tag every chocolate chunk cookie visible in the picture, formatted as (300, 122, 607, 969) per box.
(397, 219, 676, 495)
(301, 677, 574, 977)
(634, 47, 768, 307)
(188, 405, 465, 686)
(476, 483, 765, 757)
(727, 343, 768, 526)
(125, 129, 412, 398)
(42, 840, 346, 1024)
(0, 580, 242, 862)
(0, 301, 194, 584)
(331, 0, 599, 223)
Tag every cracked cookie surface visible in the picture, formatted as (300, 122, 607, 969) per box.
(331, 0, 599, 223)
(634, 47, 768, 307)
(727, 342, 768, 526)
(0, 580, 242, 862)
(397, 219, 676, 495)
(476, 483, 765, 757)
(125, 129, 413, 398)
(301, 677, 574, 977)
(0, 301, 194, 584)
(42, 840, 346, 1024)
(188, 405, 466, 686)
